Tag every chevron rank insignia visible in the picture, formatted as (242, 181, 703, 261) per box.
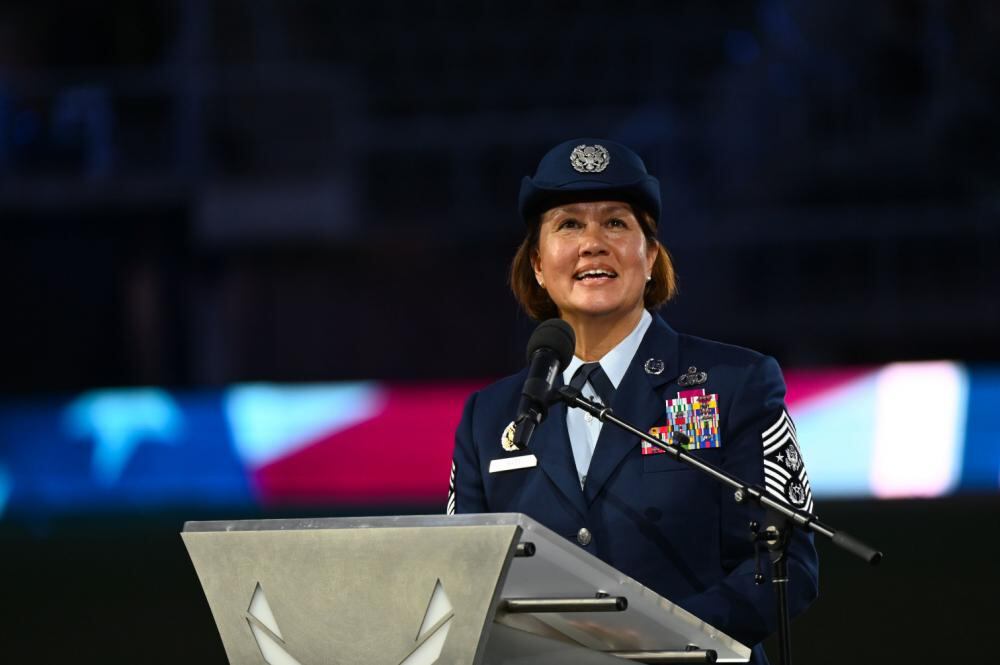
(762, 409, 814, 513)
(644, 389, 721, 454)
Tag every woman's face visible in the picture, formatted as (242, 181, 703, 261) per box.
(532, 200, 657, 326)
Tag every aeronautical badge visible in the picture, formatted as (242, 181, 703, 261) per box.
(677, 366, 708, 387)
(644, 388, 721, 454)
(570, 144, 610, 173)
(761, 409, 814, 513)
(501, 420, 518, 452)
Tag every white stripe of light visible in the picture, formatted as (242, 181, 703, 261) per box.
(870, 362, 968, 498)
(225, 382, 386, 468)
(793, 371, 880, 499)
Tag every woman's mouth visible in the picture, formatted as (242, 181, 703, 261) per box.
(574, 268, 618, 282)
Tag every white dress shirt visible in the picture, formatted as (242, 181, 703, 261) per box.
(562, 309, 652, 488)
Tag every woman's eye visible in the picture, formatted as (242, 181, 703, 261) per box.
(608, 218, 627, 228)
(558, 219, 581, 230)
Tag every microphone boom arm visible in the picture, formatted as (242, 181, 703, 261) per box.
(553, 385, 882, 564)
(553, 384, 882, 665)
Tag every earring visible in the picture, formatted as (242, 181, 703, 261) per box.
(646, 275, 652, 282)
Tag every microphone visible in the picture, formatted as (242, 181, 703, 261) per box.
(512, 318, 576, 450)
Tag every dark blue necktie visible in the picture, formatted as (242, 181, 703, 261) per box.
(569, 362, 615, 407)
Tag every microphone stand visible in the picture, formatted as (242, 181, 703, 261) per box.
(553, 385, 883, 665)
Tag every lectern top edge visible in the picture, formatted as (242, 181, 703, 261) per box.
(182, 512, 528, 533)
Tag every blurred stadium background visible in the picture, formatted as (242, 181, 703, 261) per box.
(1, 1, 998, 663)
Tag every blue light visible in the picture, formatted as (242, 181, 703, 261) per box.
(0, 464, 10, 518)
(63, 389, 184, 486)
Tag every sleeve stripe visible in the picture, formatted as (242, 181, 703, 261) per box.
(446, 460, 456, 515)
(761, 410, 792, 439)
(764, 477, 787, 494)
(761, 409, 814, 513)
(763, 430, 795, 455)
(763, 423, 796, 452)
(764, 460, 793, 480)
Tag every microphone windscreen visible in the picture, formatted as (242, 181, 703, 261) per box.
(526, 319, 576, 369)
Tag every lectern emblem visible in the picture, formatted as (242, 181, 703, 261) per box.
(244, 579, 455, 665)
(398, 579, 455, 664)
(246, 583, 304, 665)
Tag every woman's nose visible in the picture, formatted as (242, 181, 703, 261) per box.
(579, 224, 608, 255)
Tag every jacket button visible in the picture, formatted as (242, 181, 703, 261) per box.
(576, 527, 592, 546)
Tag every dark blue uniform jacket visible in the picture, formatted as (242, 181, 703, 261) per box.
(449, 314, 819, 664)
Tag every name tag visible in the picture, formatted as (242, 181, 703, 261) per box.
(489, 454, 538, 473)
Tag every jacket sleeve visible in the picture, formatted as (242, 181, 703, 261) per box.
(677, 355, 819, 646)
(447, 391, 488, 514)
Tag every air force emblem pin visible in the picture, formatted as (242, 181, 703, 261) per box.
(570, 144, 610, 173)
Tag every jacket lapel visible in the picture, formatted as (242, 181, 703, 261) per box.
(531, 383, 590, 518)
(583, 315, 680, 505)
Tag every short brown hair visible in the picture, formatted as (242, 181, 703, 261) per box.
(510, 206, 677, 321)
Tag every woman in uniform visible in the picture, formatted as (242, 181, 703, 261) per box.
(448, 138, 818, 664)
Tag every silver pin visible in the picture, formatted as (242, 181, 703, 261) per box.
(644, 358, 665, 375)
(678, 366, 708, 386)
(570, 144, 610, 173)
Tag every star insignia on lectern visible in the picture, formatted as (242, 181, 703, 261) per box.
(501, 421, 518, 452)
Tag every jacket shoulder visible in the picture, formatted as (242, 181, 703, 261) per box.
(676, 332, 772, 368)
(462, 369, 529, 426)
(476, 368, 528, 402)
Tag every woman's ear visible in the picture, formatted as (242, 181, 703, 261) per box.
(532, 250, 545, 288)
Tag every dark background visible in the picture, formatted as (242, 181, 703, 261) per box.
(1, 1, 998, 663)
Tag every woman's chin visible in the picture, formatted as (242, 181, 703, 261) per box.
(562, 299, 642, 322)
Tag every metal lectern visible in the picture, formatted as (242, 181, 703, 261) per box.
(182, 513, 751, 665)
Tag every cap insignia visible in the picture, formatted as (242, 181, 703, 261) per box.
(570, 144, 610, 173)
